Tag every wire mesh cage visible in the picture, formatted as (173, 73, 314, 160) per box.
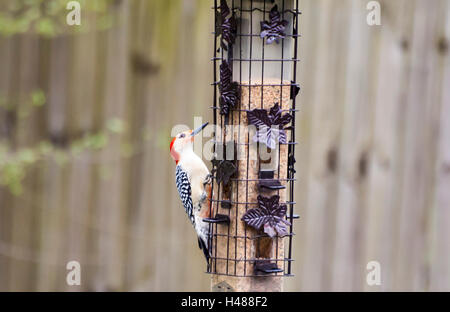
(206, 0, 300, 279)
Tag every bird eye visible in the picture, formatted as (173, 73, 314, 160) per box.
(179, 133, 185, 138)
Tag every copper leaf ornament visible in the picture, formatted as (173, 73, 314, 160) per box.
(212, 158, 237, 186)
(241, 195, 291, 238)
(260, 5, 289, 44)
(216, 0, 237, 50)
(219, 60, 240, 115)
(247, 103, 292, 149)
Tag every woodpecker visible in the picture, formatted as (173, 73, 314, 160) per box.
(170, 122, 212, 265)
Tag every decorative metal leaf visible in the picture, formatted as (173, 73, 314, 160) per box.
(290, 82, 300, 99)
(212, 158, 237, 186)
(247, 108, 270, 127)
(260, 5, 289, 44)
(216, 0, 237, 50)
(241, 208, 271, 230)
(288, 153, 296, 174)
(241, 195, 291, 238)
(219, 60, 240, 116)
(269, 103, 292, 126)
(246, 103, 292, 149)
(264, 224, 277, 238)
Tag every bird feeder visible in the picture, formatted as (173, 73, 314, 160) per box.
(206, 0, 300, 292)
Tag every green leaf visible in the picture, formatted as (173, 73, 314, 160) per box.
(18, 149, 36, 164)
(31, 89, 46, 107)
(106, 118, 125, 134)
(36, 17, 56, 37)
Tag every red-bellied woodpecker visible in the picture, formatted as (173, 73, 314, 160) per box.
(170, 122, 212, 265)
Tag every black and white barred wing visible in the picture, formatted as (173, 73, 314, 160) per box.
(175, 165, 195, 225)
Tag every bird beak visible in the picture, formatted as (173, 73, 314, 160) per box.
(191, 122, 209, 137)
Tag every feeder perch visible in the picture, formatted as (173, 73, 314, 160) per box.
(208, 0, 300, 292)
(258, 169, 285, 191)
(203, 214, 231, 224)
(255, 260, 284, 275)
(259, 180, 285, 191)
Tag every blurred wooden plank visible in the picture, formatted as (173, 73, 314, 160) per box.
(300, 0, 350, 291)
(63, 13, 100, 291)
(95, 0, 130, 291)
(395, 0, 443, 291)
(363, 0, 414, 292)
(332, 0, 375, 291)
(122, 0, 151, 291)
(7, 34, 41, 291)
(82, 13, 110, 292)
(154, 0, 187, 291)
(36, 161, 69, 291)
(64, 151, 95, 292)
(0, 37, 13, 140)
(429, 0, 450, 292)
(36, 36, 71, 291)
(29, 36, 52, 292)
(0, 35, 14, 291)
(284, 0, 314, 292)
(0, 186, 13, 291)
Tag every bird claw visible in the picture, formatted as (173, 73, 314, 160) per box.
(203, 173, 213, 186)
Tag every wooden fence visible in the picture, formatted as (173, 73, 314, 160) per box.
(0, 0, 449, 291)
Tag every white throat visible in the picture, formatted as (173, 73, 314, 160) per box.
(178, 149, 209, 177)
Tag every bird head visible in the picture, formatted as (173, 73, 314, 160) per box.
(170, 122, 208, 164)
